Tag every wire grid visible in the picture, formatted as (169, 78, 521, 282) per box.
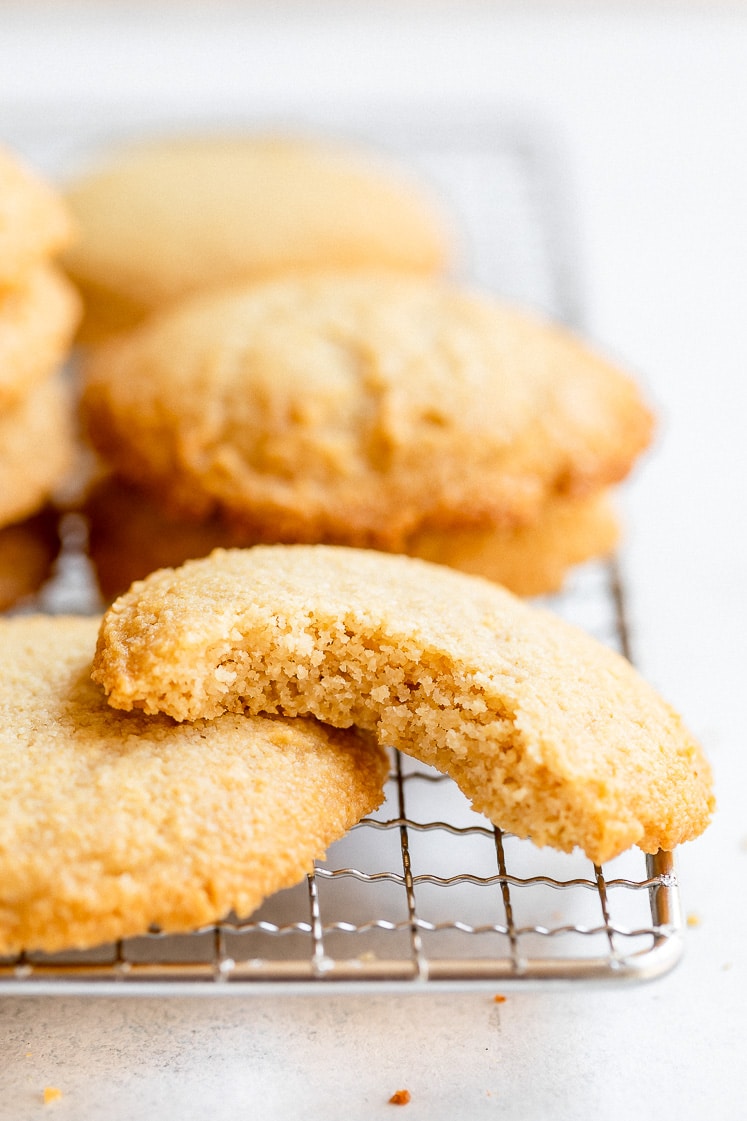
(0, 106, 683, 993)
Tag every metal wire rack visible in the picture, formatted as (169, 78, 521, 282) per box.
(0, 106, 683, 993)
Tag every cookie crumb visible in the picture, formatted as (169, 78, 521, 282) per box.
(389, 1089, 411, 1105)
(43, 1087, 62, 1105)
(493, 993, 507, 1003)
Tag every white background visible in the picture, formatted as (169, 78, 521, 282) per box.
(1, 4, 746, 1118)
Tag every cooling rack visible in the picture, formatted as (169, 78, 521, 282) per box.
(0, 106, 683, 993)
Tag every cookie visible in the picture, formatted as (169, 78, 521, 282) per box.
(0, 614, 387, 956)
(61, 135, 452, 337)
(0, 510, 60, 611)
(408, 489, 620, 596)
(92, 546, 714, 864)
(0, 374, 76, 529)
(81, 272, 653, 551)
(0, 146, 74, 287)
(0, 264, 80, 409)
(83, 475, 619, 602)
(83, 475, 254, 602)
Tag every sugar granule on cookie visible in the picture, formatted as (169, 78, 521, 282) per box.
(92, 546, 714, 865)
(0, 615, 388, 956)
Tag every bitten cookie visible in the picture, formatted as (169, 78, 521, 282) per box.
(0, 146, 74, 287)
(0, 264, 80, 409)
(92, 546, 714, 865)
(83, 475, 619, 602)
(0, 614, 388, 956)
(0, 375, 76, 529)
(81, 272, 653, 551)
(62, 135, 452, 337)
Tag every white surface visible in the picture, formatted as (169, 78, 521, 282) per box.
(2, 5, 747, 1118)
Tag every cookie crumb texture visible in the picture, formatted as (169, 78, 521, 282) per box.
(0, 615, 387, 956)
(93, 546, 714, 865)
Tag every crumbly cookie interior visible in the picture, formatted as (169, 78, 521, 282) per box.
(93, 546, 714, 864)
(199, 622, 600, 858)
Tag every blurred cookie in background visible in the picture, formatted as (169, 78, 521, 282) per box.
(0, 263, 80, 410)
(61, 134, 454, 340)
(84, 475, 620, 603)
(80, 271, 651, 565)
(407, 488, 620, 597)
(0, 146, 80, 611)
(0, 509, 60, 612)
(83, 474, 251, 602)
(0, 373, 76, 532)
(0, 145, 74, 287)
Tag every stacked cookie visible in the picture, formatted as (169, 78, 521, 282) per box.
(0, 135, 715, 960)
(0, 147, 80, 608)
(60, 133, 651, 599)
(78, 270, 648, 599)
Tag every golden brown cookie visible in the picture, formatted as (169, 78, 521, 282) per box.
(0, 264, 80, 409)
(0, 146, 74, 287)
(408, 489, 620, 596)
(0, 614, 387, 956)
(83, 475, 619, 603)
(81, 272, 653, 550)
(82, 475, 254, 603)
(62, 135, 452, 338)
(0, 510, 60, 611)
(92, 546, 714, 865)
(0, 374, 76, 529)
